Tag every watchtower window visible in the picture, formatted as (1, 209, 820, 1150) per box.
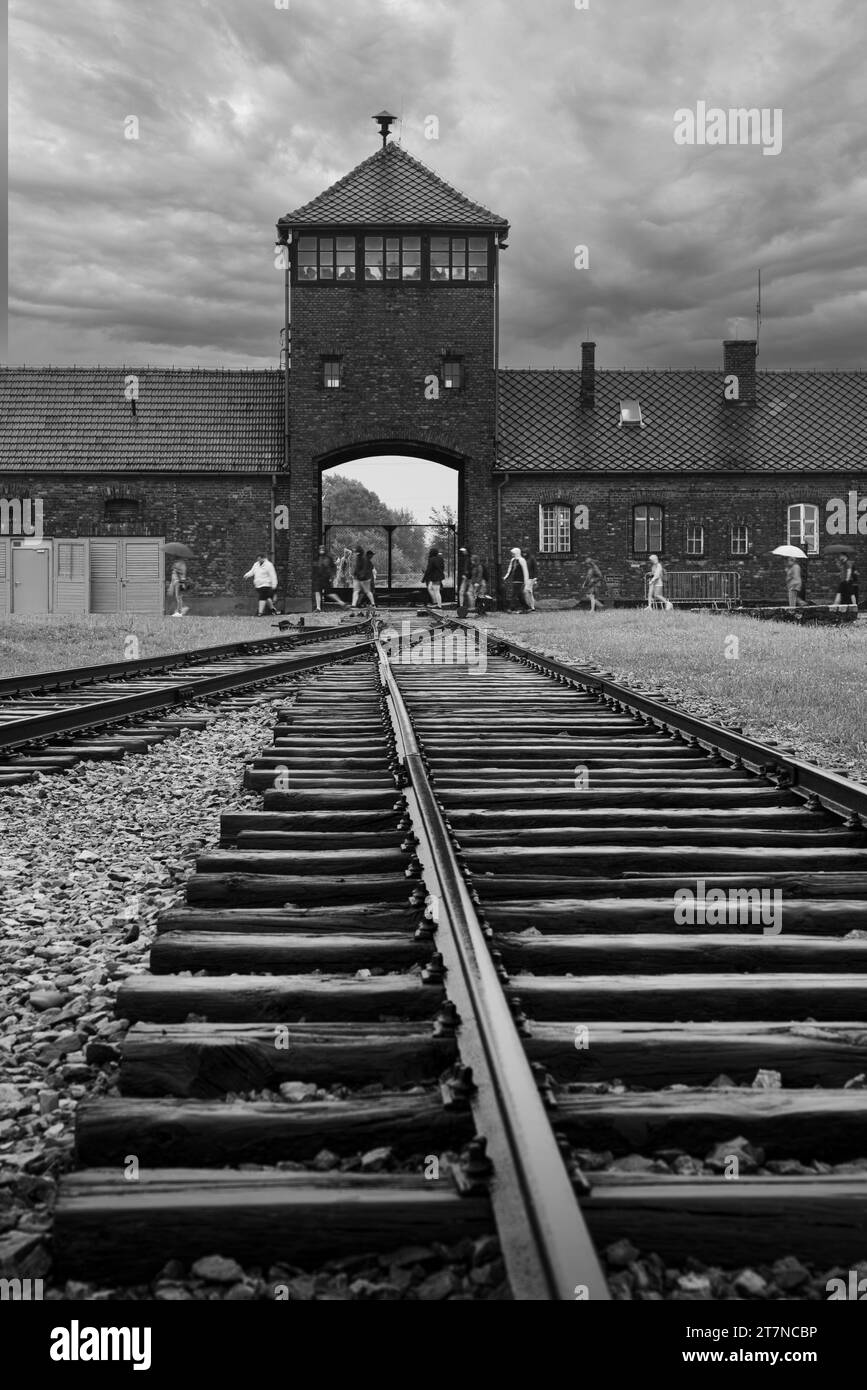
(297, 236, 356, 282)
(431, 236, 489, 283)
(364, 236, 421, 281)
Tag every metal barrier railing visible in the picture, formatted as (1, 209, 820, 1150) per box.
(645, 570, 741, 607)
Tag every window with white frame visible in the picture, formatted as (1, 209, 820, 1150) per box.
(787, 503, 819, 555)
(685, 523, 704, 556)
(633, 503, 663, 554)
(539, 503, 572, 554)
(730, 524, 750, 555)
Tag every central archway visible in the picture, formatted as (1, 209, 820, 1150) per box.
(317, 441, 463, 602)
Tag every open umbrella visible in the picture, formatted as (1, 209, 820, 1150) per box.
(771, 545, 807, 559)
(164, 542, 195, 559)
(823, 543, 857, 556)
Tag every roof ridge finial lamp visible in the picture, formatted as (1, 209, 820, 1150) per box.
(373, 110, 397, 148)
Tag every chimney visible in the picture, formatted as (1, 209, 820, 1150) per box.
(722, 339, 757, 406)
(580, 341, 596, 409)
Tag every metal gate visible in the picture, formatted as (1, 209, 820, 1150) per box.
(646, 570, 741, 607)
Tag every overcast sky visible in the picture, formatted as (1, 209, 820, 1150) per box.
(8, 0, 866, 383)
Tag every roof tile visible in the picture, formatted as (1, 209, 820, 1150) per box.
(0, 368, 283, 473)
(280, 142, 508, 229)
(497, 368, 867, 473)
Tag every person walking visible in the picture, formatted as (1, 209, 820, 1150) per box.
(422, 548, 444, 609)
(646, 553, 668, 610)
(336, 547, 353, 590)
(581, 557, 605, 612)
(521, 549, 538, 610)
(365, 550, 378, 606)
(313, 545, 344, 612)
(469, 553, 489, 614)
(456, 548, 471, 617)
(831, 554, 859, 611)
(244, 553, 279, 616)
(503, 547, 533, 611)
(351, 545, 375, 608)
(167, 558, 189, 617)
(785, 557, 806, 609)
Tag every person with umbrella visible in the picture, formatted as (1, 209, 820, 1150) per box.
(165, 542, 194, 617)
(773, 545, 808, 609)
(827, 545, 859, 611)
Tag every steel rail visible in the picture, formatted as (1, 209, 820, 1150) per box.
(0, 638, 373, 754)
(0, 621, 372, 698)
(374, 627, 609, 1302)
(437, 616, 867, 825)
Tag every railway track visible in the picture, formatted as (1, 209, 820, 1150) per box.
(40, 614, 867, 1298)
(0, 622, 372, 781)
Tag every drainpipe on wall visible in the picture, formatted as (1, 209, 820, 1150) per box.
(276, 226, 292, 607)
(270, 473, 277, 564)
(496, 471, 509, 605)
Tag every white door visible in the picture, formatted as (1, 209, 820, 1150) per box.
(0, 539, 9, 615)
(122, 539, 163, 613)
(89, 539, 122, 612)
(12, 544, 51, 613)
(54, 539, 91, 613)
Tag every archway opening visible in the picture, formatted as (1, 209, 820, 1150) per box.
(319, 452, 461, 599)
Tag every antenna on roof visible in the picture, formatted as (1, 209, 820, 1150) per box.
(756, 268, 762, 358)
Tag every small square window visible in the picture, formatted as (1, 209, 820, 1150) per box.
(322, 357, 341, 389)
(443, 357, 463, 389)
(619, 400, 643, 427)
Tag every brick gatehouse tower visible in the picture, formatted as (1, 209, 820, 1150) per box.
(276, 111, 509, 609)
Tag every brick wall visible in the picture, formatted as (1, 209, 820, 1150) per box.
(499, 472, 867, 604)
(287, 280, 497, 607)
(0, 473, 277, 614)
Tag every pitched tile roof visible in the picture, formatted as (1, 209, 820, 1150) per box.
(0, 368, 284, 472)
(279, 141, 508, 229)
(497, 368, 867, 473)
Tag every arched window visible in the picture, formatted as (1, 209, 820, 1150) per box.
(787, 504, 819, 554)
(633, 504, 663, 554)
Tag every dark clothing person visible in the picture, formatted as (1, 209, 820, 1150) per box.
(313, 550, 343, 611)
(833, 560, 859, 609)
(422, 550, 444, 608)
(351, 547, 374, 608)
(503, 549, 532, 611)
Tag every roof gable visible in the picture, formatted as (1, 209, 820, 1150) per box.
(279, 142, 508, 229)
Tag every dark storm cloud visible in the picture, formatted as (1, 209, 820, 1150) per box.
(7, 0, 866, 370)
